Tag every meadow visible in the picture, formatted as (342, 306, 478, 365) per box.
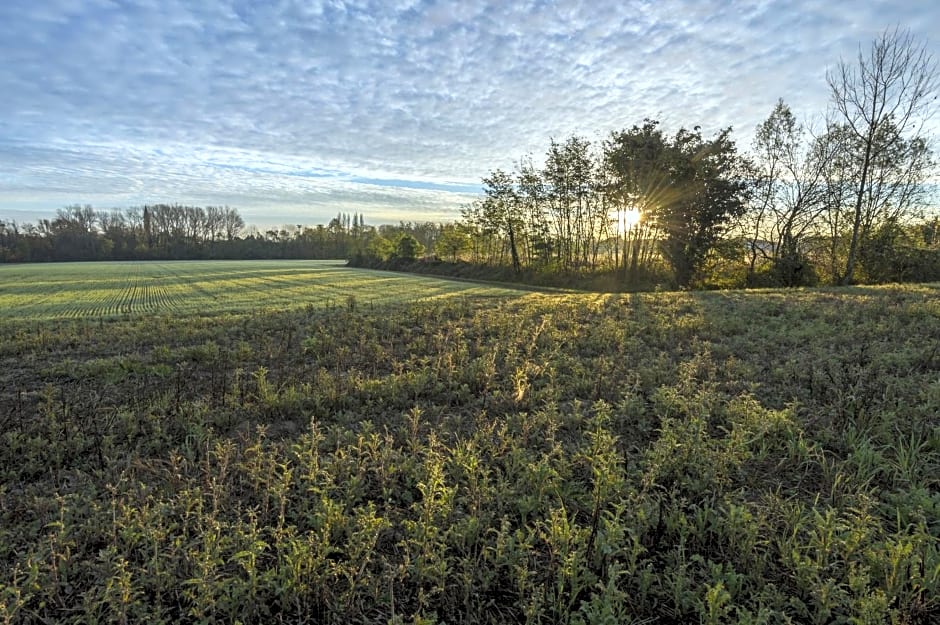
(0, 262, 938, 624)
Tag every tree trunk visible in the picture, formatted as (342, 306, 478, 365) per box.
(841, 134, 874, 285)
(507, 220, 521, 273)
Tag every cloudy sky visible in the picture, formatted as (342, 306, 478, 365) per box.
(1, 0, 937, 227)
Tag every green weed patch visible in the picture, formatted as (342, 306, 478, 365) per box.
(0, 282, 938, 623)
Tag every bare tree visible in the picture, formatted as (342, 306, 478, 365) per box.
(746, 100, 837, 285)
(828, 27, 937, 284)
(221, 206, 245, 241)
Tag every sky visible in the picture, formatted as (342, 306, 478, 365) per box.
(1, 0, 938, 228)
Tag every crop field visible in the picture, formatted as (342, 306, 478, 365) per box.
(1, 271, 939, 624)
(0, 260, 524, 320)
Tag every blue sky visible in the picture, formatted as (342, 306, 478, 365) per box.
(1, 0, 937, 227)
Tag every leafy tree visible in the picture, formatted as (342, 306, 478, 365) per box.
(604, 122, 750, 287)
(434, 224, 471, 262)
(542, 136, 598, 269)
(366, 235, 394, 261)
(604, 119, 670, 280)
(516, 156, 551, 266)
(657, 127, 749, 288)
(482, 168, 523, 273)
(393, 233, 425, 261)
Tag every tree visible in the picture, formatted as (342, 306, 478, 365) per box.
(516, 156, 551, 266)
(434, 224, 471, 262)
(745, 100, 834, 286)
(543, 139, 573, 268)
(604, 119, 670, 280)
(827, 27, 938, 284)
(365, 235, 394, 261)
(393, 233, 424, 261)
(542, 136, 598, 269)
(142, 206, 153, 248)
(657, 128, 749, 288)
(222, 206, 245, 241)
(482, 168, 523, 273)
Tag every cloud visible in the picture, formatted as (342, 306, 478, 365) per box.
(0, 138, 478, 226)
(0, 0, 937, 226)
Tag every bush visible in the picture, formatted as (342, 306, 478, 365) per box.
(393, 234, 425, 261)
(770, 252, 819, 287)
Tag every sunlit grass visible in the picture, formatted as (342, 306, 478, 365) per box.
(0, 260, 526, 320)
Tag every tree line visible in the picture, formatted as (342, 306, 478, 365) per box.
(422, 122, 750, 288)
(0, 204, 442, 263)
(360, 28, 940, 289)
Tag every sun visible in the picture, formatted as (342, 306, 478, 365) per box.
(617, 208, 642, 234)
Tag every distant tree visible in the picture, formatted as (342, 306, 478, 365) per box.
(542, 136, 597, 269)
(827, 27, 938, 284)
(52, 204, 101, 260)
(543, 139, 574, 268)
(0, 220, 20, 261)
(458, 201, 489, 264)
(222, 206, 245, 241)
(393, 233, 425, 261)
(434, 223, 471, 262)
(516, 156, 551, 266)
(142, 206, 153, 248)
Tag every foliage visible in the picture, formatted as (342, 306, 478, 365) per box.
(366, 235, 395, 262)
(0, 206, 380, 263)
(392, 233, 426, 261)
(653, 127, 749, 288)
(1, 272, 939, 624)
(604, 119, 671, 281)
(433, 224, 471, 262)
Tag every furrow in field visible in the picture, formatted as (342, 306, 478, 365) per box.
(243, 272, 330, 306)
(125, 268, 142, 314)
(148, 264, 183, 313)
(0, 260, 523, 320)
(138, 281, 152, 313)
(149, 283, 163, 312)
(108, 271, 130, 316)
(257, 268, 425, 308)
(81, 288, 109, 319)
(151, 264, 218, 313)
(158, 282, 182, 312)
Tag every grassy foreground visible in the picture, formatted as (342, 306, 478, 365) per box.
(1, 278, 938, 624)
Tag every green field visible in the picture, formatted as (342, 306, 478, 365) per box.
(0, 260, 525, 319)
(1, 267, 938, 624)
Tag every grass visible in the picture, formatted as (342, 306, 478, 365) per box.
(0, 260, 524, 320)
(0, 266, 938, 624)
